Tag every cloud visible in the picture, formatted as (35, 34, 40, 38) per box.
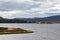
(0, 0, 59, 18)
(0, 0, 40, 11)
(0, 11, 16, 18)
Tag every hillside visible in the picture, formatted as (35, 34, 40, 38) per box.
(0, 15, 60, 23)
(15, 15, 60, 22)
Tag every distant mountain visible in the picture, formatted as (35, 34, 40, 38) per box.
(0, 17, 3, 19)
(15, 15, 60, 22)
(0, 15, 59, 23)
(34, 15, 60, 21)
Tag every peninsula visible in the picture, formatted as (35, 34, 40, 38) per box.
(0, 27, 33, 34)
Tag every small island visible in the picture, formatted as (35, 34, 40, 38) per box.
(0, 27, 33, 34)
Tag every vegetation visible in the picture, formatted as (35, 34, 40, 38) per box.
(0, 17, 53, 24)
(0, 27, 33, 34)
(0, 17, 35, 23)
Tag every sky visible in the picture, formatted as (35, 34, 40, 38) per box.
(0, 0, 60, 18)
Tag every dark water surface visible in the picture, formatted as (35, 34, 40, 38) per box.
(0, 23, 60, 40)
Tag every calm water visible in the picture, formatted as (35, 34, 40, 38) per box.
(0, 23, 60, 40)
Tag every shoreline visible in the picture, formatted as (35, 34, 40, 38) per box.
(0, 27, 33, 34)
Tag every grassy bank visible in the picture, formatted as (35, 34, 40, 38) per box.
(0, 27, 33, 34)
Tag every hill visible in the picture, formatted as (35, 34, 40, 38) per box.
(15, 15, 60, 23)
(0, 15, 60, 23)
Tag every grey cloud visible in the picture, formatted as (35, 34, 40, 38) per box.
(33, 0, 41, 1)
(0, 0, 59, 18)
(0, 1, 40, 11)
(33, 0, 46, 2)
(45, 13, 60, 16)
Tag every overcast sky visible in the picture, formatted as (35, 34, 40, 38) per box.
(0, 0, 60, 18)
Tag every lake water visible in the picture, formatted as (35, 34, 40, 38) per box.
(0, 23, 60, 40)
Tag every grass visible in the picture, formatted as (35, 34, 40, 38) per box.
(0, 27, 33, 34)
(0, 31, 33, 34)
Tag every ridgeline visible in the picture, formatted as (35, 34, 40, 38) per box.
(0, 15, 60, 23)
(0, 17, 35, 23)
